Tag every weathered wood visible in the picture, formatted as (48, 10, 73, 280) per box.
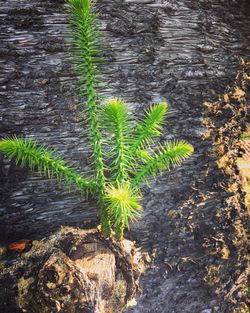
(0, 0, 249, 312)
(0, 227, 141, 313)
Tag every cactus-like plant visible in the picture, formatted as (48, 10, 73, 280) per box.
(0, 0, 193, 239)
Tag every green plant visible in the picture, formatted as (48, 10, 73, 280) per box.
(0, 0, 193, 239)
(240, 134, 250, 139)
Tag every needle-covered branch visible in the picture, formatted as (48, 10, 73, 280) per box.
(0, 137, 97, 195)
(101, 99, 133, 182)
(68, 0, 110, 234)
(132, 141, 194, 188)
(68, 0, 105, 190)
(104, 182, 142, 239)
(128, 102, 168, 157)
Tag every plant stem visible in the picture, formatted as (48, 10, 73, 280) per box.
(68, 0, 111, 234)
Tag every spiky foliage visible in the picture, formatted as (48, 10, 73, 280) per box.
(0, 0, 194, 240)
(241, 134, 250, 139)
(67, 0, 104, 182)
(68, 0, 109, 233)
(104, 182, 142, 239)
(101, 99, 133, 182)
(132, 141, 194, 188)
(129, 102, 168, 156)
(0, 137, 96, 194)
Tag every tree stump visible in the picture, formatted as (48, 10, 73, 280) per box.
(0, 227, 142, 313)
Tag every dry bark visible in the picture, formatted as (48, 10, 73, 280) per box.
(0, 227, 141, 313)
(0, 0, 250, 312)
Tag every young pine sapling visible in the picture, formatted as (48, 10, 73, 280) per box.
(0, 0, 193, 239)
